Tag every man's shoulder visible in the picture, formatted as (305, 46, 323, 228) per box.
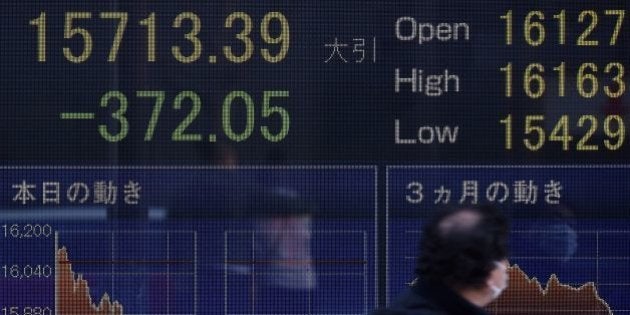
(378, 281, 492, 315)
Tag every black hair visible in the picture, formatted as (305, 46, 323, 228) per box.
(416, 205, 509, 288)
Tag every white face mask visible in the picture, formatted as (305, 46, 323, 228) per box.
(489, 261, 508, 299)
(489, 283, 505, 299)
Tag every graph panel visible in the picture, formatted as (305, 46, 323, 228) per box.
(387, 166, 630, 314)
(0, 166, 377, 315)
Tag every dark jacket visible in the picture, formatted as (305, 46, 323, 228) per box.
(373, 280, 490, 315)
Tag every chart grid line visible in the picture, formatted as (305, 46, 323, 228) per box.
(224, 230, 369, 315)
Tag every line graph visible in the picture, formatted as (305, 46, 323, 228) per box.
(487, 264, 612, 314)
(55, 230, 197, 315)
(390, 225, 630, 314)
(56, 247, 124, 315)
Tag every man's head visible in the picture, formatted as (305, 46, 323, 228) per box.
(416, 205, 509, 304)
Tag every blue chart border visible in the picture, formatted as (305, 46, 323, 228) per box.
(386, 164, 630, 307)
(2, 165, 379, 314)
